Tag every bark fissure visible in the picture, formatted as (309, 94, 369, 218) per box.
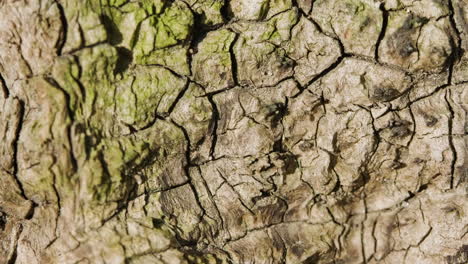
(1, 0, 467, 263)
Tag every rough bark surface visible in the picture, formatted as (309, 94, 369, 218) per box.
(0, 0, 467, 263)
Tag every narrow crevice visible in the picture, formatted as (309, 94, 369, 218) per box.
(405, 83, 450, 109)
(66, 126, 78, 174)
(293, 55, 345, 98)
(228, 31, 240, 87)
(135, 112, 161, 132)
(370, 218, 379, 261)
(46, 156, 61, 250)
(406, 105, 416, 147)
(193, 165, 227, 236)
(0, 212, 6, 231)
(287, 8, 303, 45)
(447, 0, 463, 85)
(7, 225, 22, 264)
(355, 105, 381, 189)
(310, 0, 317, 15)
(207, 95, 220, 160)
(72, 55, 88, 105)
(170, 120, 208, 232)
(54, 0, 68, 56)
(7, 246, 17, 264)
(0, 73, 9, 98)
(96, 151, 113, 201)
(444, 89, 457, 189)
(375, 3, 389, 62)
(145, 63, 186, 79)
(361, 192, 368, 264)
(11, 99, 30, 204)
(129, 20, 143, 50)
(65, 41, 108, 55)
(272, 228, 288, 264)
(345, 51, 413, 75)
(167, 79, 190, 115)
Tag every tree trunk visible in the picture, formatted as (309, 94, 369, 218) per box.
(0, 0, 467, 263)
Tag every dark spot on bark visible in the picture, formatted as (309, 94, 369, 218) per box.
(251, 190, 272, 204)
(291, 244, 305, 257)
(314, 194, 326, 204)
(299, 141, 314, 151)
(442, 205, 461, 218)
(359, 17, 372, 32)
(388, 30, 415, 57)
(25, 202, 37, 220)
(402, 15, 429, 31)
(400, 42, 417, 57)
(256, 199, 287, 223)
(351, 171, 371, 191)
(388, 120, 412, 138)
(279, 55, 296, 69)
(235, 210, 245, 226)
(220, 0, 234, 22)
(152, 217, 165, 228)
(423, 113, 438, 127)
(387, 14, 429, 58)
(372, 86, 400, 102)
(175, 234, 198, 247)
(266, 102, 287, 128)
(446, 245, 468, 264)
(8, 244, 18, 264)
(101, 14, 123, 45)
(114, 47, 133, 75)
(220, 72, 226, 80)
(390, 161, 406, 169)
(0, 211, 6, 231)
(302, 252, 320, 264)
(281, 154, 298, 175)
(75, 123, 86, 134)
(273, 139, 286, 153)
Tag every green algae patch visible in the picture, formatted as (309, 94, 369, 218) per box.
(192, 29, 236, 93)
(192, 0, 225, 26)
(60, 1, 108, 53)
(132, 1, 194, 75)
(115, 66, 187, 129)
(232, 10, 298, 87)
(52, 44, 121, 136)
(12, 78, 76, 203)
(260, 8, 298, 44)
(85, 137, 150, 204)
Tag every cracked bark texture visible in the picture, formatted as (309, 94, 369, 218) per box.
(0, 0, 467, 263)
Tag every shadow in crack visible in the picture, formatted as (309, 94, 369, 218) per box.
(114, 47, 133, 75)
(101, 14, 123, 45)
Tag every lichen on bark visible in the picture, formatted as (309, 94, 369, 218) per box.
(0, 0, 467, 263)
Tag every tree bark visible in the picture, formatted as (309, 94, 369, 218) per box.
(0, 0, 467, 263)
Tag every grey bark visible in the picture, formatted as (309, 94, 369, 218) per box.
(0, 0, 467, 263)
